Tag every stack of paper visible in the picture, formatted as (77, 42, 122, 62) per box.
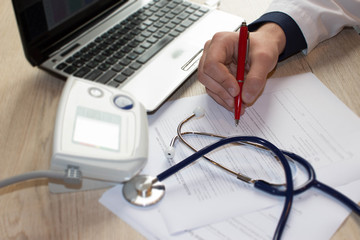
(100, 73, 360, 239)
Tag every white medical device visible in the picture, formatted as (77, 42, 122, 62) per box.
(49, 76, 148, 193)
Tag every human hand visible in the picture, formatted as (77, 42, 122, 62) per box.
(198, 23, 286, 113)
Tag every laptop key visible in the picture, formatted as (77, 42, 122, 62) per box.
(155, 0, 168, 8)
(106, 57, 118, 65)
(112, 64, 125, 72)
(64, 65, 78, 74)
(180, 19, 194, 28)
(147, 36, 158, 44)
(94, 55, 106, 62)
(137, 35, 174, 64)
(175, 26, 186, 32)
(74, 67, 91, 77)
(56, 62, 67, 70)
(106, 80, 120, 88)
(169, 30, 180, 37)
(127, 52, 139, 60)
(86, 60, 99, 68)
(119, 58, 131, 66)
(65, 56, 76, 64)
(130, 62, 142, 70)
(122, 68, 135, 77)
(85, 69, 103, 81)
(98, 63, 111, 71)
(172, 5, 186, 15)
(166, 2, 179, 9)
(134, 47, 146, 55)
(96, 70, 117, 84)
(114, 74, 127, 83)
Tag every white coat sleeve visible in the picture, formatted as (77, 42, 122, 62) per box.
(266, 0, 360, 53)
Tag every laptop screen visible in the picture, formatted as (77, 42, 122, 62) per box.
(12, 0, 129, 66)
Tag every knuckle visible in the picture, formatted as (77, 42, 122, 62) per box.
(202, 60, 217, 75)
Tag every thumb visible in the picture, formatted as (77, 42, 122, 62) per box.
(241, 46, 279, 106)
(242, 67, 268, 106)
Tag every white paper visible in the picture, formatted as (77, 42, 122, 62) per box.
(145, 73, 360, 233)
(99, 179, 360, 240)
(100, 73, 360, 239)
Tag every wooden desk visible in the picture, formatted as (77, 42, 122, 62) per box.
(0, 0, 359, 239)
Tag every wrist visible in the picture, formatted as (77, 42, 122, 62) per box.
(256, 23, 286, 57)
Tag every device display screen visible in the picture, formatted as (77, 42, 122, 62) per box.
(73, 107, 121, 151)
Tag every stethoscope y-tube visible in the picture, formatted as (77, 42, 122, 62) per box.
(278, 151, 360, 215)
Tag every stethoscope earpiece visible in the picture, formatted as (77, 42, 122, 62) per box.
(165, 146, 175, 159)
(193, 106, 205, 117)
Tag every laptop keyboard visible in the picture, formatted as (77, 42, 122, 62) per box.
(55, 0, 209, 88)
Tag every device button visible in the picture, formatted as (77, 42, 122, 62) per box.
(88, 87, 103, 98)
(114, 95, 134, 110)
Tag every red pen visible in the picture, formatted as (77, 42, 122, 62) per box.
(234, 21, 249, 126)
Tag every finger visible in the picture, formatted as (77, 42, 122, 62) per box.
(198, 32, 240, 97)
(198, 65, 235, 107)
(242, 73, 267, 106)
(198, 43, 233, 103)
(242, 50, 278, 105)
(205, 87, 234, 111)
(198, 36, 238, 107)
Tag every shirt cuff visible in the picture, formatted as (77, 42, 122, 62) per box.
(248, 12, 307, 61)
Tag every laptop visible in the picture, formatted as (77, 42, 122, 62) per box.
(12, 0, 242, 113)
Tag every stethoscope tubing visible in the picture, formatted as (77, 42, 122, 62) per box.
(172, 112, 296, 186)
(169, 128, 360, 215)
(158, 134, 360, 239)
(156, 135, 294, 240)
(261, 150, 360, 214)
(157, 111, 360, 239)
(157, 136, 293, 186)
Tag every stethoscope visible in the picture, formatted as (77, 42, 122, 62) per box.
(122, 107, 360, 240)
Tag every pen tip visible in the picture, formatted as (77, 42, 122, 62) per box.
(235, 119, 239, 126)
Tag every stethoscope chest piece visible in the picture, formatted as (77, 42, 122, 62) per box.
(123, 175, 165, 207)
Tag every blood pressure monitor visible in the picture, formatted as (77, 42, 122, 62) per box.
(49, 76, 148, 193)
